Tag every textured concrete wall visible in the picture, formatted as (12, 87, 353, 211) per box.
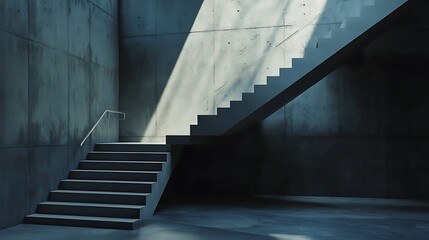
(257, 2, 429, 198)
(162, 1, 429, 200)
(0, 0, 119, 230)
(119, 0, 362, 142)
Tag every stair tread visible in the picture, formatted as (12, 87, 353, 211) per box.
(94, 143, 170, 152)
(80, 160, 163, 164)
(26, 213, 138, 223)
(71, 169, 160, 174)
(61, 179, 156, 184)
(38, 201, 145, 209)
(52, 190, 150, 196)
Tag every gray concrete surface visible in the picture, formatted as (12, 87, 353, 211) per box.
(0, 196, 428, 239)
(119, 0, 362, 142)
(0, 0, 119, 230)
(256, 3, 429, 198)
(0, 0, 28, 37)
(2, 0, 428, 233)
(0, 148, 28, 229)
(0, 31, 28, 146)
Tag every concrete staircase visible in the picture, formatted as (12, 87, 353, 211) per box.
(187, 0, 408, 137)
(24, 0, 409, 230)
(25, 143, 172, 229)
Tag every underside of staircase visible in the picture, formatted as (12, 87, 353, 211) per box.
(25, 143, 172, 229)
(24, 0, 408, 230)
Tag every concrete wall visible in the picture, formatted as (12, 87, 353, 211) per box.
(119, 0, 363, 142)
(257, 1, 429, 198)
(163, 1, 429, 200)
(0, 0, 119, 230)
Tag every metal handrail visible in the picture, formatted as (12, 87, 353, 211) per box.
(80, 110, 126, 146)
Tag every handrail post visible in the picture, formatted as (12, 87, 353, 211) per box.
(80, 110, 126, 147)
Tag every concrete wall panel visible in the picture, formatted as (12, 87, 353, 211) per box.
(338, 60, 387, 136)
(214, 0, 287, 30)
(68, 56, 91, 145)
(0, 148, 28, 228)
(285, 73, 340, 136)
(157, 0, 210, 34)
(28, 43, 52, 145)
(0, 0, 28, 37)
(387, 139, 429, 198)
(119, 37, 157, 139)
(261, 108, 285, 136)
(50, 57, 69, 146)
(154, 32, 215, 137)
(334, 138, 387, 197)
(110, 70, 120, 140)
(90, 0, 118, 18)
(103, 70, 119, 141)
(29, 0, 68, 51)
(384, 56, 429, 136)
(154, 34, 189, 98)
(120, 0, 156, 36)
(28, 43, 69, 146)
(89, 64, 108, 142)
(90, 65, 119, 143)
(214, 27, 286, 107)
(90, 5, 118, 70)
(68, 0, 91, 61)
(0, 32, 28, 147)
(256, 137, 387, 197)
(68, 144, 87, 170)
(28, 146, 69, 212)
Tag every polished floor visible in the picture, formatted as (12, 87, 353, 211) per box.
(1, 196, 428, 240)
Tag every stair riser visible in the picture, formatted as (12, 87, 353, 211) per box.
(24, 217, 135, 230)
(59, 182, 152, 193)
(88, 153, 167, 161)
(49, 192, 146, 205)
(69, 171, 158, 181)
(95, 144, 169, 152)
(79, 162, 163, 171)
(37, 204, 141, 219)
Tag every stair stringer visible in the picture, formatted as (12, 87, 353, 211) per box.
(188, 0, 409, 137)
(138, 152, 172, 219)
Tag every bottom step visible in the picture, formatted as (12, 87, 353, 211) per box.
(25, 214, 140, 230)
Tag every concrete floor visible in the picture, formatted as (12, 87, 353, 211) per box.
(1, 196, 428, 240)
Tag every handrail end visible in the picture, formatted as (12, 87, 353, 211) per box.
(80, 109, 126, 147)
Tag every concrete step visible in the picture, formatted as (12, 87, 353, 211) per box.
(36, 201, 144, 219)
(59, 179, 154, 193)
(25, 140, 173, 229)
(69, 169, 159, 181)
(87, 151, 168, 161)
(49, 190, 148, 205)
(95, 143, 170, 152)
(24, 214, 139, 230)
(79, 160, 163, 171)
